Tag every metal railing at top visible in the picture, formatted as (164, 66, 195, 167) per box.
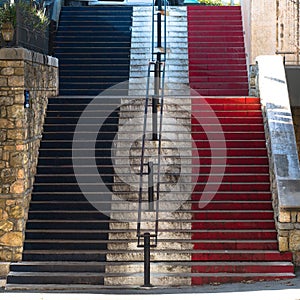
(136, 0, 167, 287)
(14, 3, 49, 54)
(0, 0, 63, 55)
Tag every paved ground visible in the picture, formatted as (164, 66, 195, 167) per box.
(1, 269, 300, 300)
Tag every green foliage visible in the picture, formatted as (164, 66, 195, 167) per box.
(0, 1, 49, 31)
(0, 2, 16, 27)
(198, 0, 223, 5)
(19, 1, 50, 32)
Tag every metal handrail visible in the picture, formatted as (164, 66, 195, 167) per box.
(137, 0, 167, 249)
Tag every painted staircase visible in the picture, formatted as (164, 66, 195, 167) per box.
(187, 5, 294, 285)
(54, 6, 132, 96)
(187, 6, 248, 96)
(191, 96, 294, 284)
(6, 6, 133, 289)
(5, 5, 295, 290)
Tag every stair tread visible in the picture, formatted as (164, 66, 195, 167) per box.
(9, 272, 104, 276)
(22, 249, 291, 254)
(7, 271, 295, 277)
(10, 260, 293, 266)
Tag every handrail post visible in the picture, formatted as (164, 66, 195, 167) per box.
(152, 61, 160, 141)
(148, 162, 154, 211)
(152, 0, 163, 141)
(143, 232, 153, 287)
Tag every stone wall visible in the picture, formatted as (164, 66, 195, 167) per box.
(292, 107, 300, 162)
(0, 48, 58, 262)
(241, 0, 277, 65)
(241, 0, 299, 65)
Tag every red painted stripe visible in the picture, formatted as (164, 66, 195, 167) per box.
(191, 274, 295, 285)
(192, 221, 276, 230)
(191, 193, 272, 201)
(191, 263, 293, 273)
(188, 6, 293, 284)
(193, 241, 278, 251)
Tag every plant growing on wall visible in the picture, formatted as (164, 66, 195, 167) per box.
(198, 0, 223, 5)
(0, 0, 49, 33)
(0, 2, 16, 27)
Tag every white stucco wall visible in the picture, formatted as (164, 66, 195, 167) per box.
(241, 0, 277, 65)
(240, 0, 251, 68)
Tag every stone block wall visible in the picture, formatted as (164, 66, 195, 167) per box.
(0, 48, 58, 262)
(276, 210, 300, 265)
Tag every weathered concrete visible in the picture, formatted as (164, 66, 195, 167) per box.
(106, 96, 192, 286)
(129, 6, 189, 97)
(292, 107, 300, 161)
(256, 55, 300, 264)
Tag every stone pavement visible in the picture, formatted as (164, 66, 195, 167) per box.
(1, 269, 300, 300)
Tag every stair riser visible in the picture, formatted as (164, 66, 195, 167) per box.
(193, 242, 278, 251)
(58, 90, 129, 96)
(193, 149, 267, 156)
(191, 193, 271, 201)
(55, 42, 131, 48)
(193, 184, 270, 192)
(193, 132, 266, 139)
(192, 232, 277, 240)
(26, 221, 109, 230)
(55, 37, 131, 44)
(192, 252, 293, 261)
(192, 222, 275, 230)
(192, 264, 294, 273)
(192, 111, 262, 118)
(192, 212, 274, 220)
(7, 276, 104, 285)
(58, 65, 131, 71)
(189, 58, 246, 64)
(188, 16, 242, 21)
(190, 76, 248, 83)
(189, 32, 244, 38)
(188, 6, 241, 10)
(9, 264, 105, 273)
(189, 64, 247, 71)
(189, 25, 243, 31)
(60, 16, 132, 21)
(55, 32, 131, 38)
(58, 76, 129, 83)
(58, 25, 131, 31)
(191, 202, 272, 210)
(28, 203, 111, 211)
(27, 212, 110, 221)
(62, 7, 133, 11)
(24, 243, 107, 251)
(25, 232, 108, 240)
(191, 275, 294, 285)
(192, 157, 269, 166)
(22, 253, 106, 261)
(190, 71, 248, 77)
